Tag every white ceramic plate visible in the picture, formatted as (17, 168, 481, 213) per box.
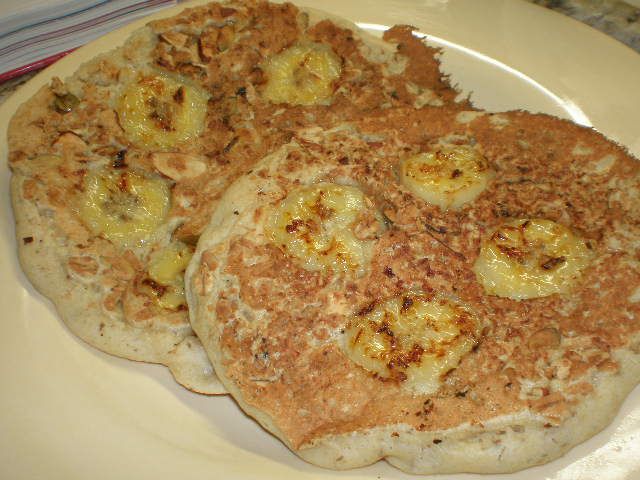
(1, 1, 640, 479)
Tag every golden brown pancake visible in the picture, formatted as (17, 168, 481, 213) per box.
(187, 106, 640, 472)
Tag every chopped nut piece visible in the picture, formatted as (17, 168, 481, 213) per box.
(53, 132, 87, 153)
(151, 152, 207, 180)
(160, 30, 189, 48)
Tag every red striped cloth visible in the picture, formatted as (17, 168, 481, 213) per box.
(0, 0, 177, 83)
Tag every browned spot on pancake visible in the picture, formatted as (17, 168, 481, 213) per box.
(528, 328, 561, 349)
(597, 359, 619, 373)
(21, 179, 38, 200)
(103, 285, 125, 311)
(103, 252, 138, 281)
(567, 382, 595, 396)
(68, 256, 99, 277)
(200, 250, 219, 270)
(46, 186, 68, 208)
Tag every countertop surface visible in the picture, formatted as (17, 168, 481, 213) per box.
(1, 0, 639, 104)
(532, 0, 640, 51)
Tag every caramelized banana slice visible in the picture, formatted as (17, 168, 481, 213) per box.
(262, 43, 342, 106)
(78, 168, 170, 247)
(342, 292, 481, 394)
(474, 218, 594, 300)
(400, 145, 493, 209)
(116, 74, 209, 150)
(145, 242, 193, 310)
(265, 183, 384, 276)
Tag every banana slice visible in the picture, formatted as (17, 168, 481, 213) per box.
(342, 292, 481, 394)
(265, 182, 384, 276)
(474, 218, 594, 300)
(116, 74, 209, 150)
(262, 43, 342, 106)
(78, 167, 170, 247)
(144, 242, 193, 310)
(400, 145, 493, 209)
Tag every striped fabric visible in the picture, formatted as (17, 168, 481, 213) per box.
(0, 0, 177, 82)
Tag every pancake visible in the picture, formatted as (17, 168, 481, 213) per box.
(186, 106, 640, 473)
(8, 0, 461, 393)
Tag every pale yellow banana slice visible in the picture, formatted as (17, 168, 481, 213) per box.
(474, 218, 594, 300)
(265, 182, 384, 276)
(116, 74, 209, 150)
(145, 242, 193, 310)
(262, 43, 342, 106)
(78, 168, 170, 248)
(342, 292, 481, 394)
(400, 145, 493, 209)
